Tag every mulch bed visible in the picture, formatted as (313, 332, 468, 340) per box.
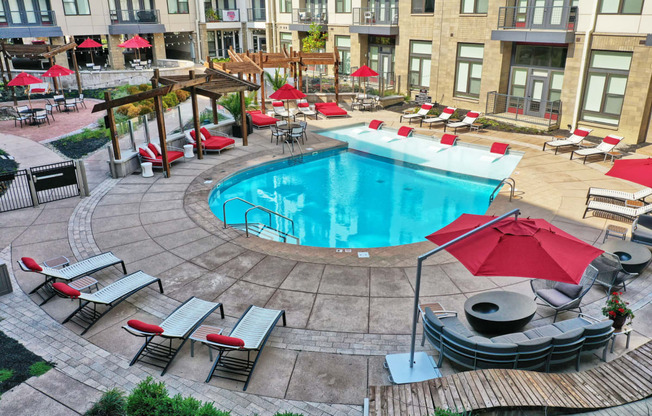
(0, 331, 54, 396)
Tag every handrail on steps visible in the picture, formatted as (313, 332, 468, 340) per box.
(222, 197, 295, 237)
(489, 177, 516, 203)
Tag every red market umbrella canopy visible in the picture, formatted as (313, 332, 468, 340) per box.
(350, 65, 378, 77)
(43, 64, 74, 78)
(606, 158, 652, 188)
(8, 72, 43, 108)
(425, 214, 604, 284)
(77, 38, 102, 48)
(119, 35, 151, 49)
(269, 83, 306, 123)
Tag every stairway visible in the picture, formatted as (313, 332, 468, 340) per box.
(232, 223, 300, 244)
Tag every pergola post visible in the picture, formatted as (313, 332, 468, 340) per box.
(104, 91, 120, 160)
(334, 46, 340, 104)
(152, 69, 171, 178)
(239, 73, 248, 146)
(212, 97, 218, 124)
(259, 51, 266, 114)
(298, 64, 303, 94)
(190, 69, 203, 159)
(70, 47, 82, 94)
(46, 46, 59, 93)
(2, 49, 16, 105)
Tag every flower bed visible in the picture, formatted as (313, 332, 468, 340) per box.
(49, 128, 110, 160)
(0, 331, 53, 397)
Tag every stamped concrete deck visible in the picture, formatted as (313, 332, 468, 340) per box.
(1, 108, 651, 415)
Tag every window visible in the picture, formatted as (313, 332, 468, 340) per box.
(63, 0, 90, 15)
(279, 32, 292, 52)
(412, 0, 434, 13)
(460, 0, 487, 13)
(599, 0, 643, 14)
(454, 43, 484, 99)
(513, 45, 566, 68)
(336, 36, 351, 74)
(279, 0, 292, 13)
(208, 30, 241, 58)
(408, 41, 432, 88)
(168, 0, 189, 13)
(581, 51, 632, 125)
(336, 0, 351, 12)
(549, 72, 564, 102)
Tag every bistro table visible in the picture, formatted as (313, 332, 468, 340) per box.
(19, 108, 44, 125)
(602, 239, 652, 274)
(464, 291, 537, 334)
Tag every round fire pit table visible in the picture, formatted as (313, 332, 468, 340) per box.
(602, 240, 652, 274)
(464, 291, 537, 334)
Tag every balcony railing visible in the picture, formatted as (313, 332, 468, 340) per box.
(497, 6, 577, 31)
(486, 91, 561, 128)
(247, 8, 265, 21)
(352, 7, 398, 26)
(109, 9, 160, 24)
(292, 7, 328, 25)
(0, 10, 56, 26)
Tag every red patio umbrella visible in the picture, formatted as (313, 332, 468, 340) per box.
(8, 72, 44, 108)
(269, 83, 306, 123)
(118, 35, 151, 61)
(350, 64, 378, 96)
(43, 64, 75, 93)
(606, 158, 652, 188)
(77, 38, 102, 64)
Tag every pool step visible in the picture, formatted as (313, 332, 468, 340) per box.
(232, 223, 300, 245)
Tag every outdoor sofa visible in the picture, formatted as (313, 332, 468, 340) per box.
(138, 143, 185, 167)
(422, 308, 613, 372)
(247, 110, 279, 128)
(315, 102, 348, 118)
(186, 128, 235, 154)
(632, 215, 652, 246)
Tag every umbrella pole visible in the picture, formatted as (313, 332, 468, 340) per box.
(385, 208, 521, 385)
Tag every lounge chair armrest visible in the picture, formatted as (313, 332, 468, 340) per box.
(16, 260, 31, 272)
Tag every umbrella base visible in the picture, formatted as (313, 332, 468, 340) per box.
(384, 352, 441, 384)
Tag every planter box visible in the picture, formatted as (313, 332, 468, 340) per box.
(0, 263, 13, 297)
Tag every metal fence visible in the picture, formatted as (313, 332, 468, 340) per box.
(0, 161, 84, 213)
(352, 7, 398, 26)
(486, 91, 561, 128)
(109, 9, 160, 24)
(497, 6, 577, 31)
(292, 7, 328, 24)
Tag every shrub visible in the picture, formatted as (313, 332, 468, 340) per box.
(126, 86, 140, 95)
(174, 89, 190, 102)
(28, 361, 52, 377)
(0, 368, 13, 383)
(138, 84, 151, 92)
(433, 409, 463, 416)
(162, 92, 179, 109)
(126, 377, 170, 416)
(85, 388, 127, 416)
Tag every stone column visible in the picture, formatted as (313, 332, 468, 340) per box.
(151, 32, 166, 65)
(107, 34, 125, 70)
(265, 23, 274, 53)
(50, 36, 69, 68)
(199, 24, 209, 60)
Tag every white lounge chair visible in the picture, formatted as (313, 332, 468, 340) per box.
(481, 142, 510, 162)
(18, 252, 127, 305)
(400, 103, 433, 124)
(272, 101, 294, 120)
(125, 297, 224, 375)
(586, 187, 652, 204)
(55, 270, 163, 335)
(571, 135, 623, 164)
(583, 200, 652, 221)
(204, 305, 286, 390)
(368, 120, 384, 130)
(420, 107, 456, 128)
(444, 111, 480, 133)
(543, 128, 592, 154)
(428, 133, 458, 151)
(297, 100, 317, 120)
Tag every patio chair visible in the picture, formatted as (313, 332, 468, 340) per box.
(272, 101, 293, 120)
(45, 103, 55, 121)
(400, 103, 433, 124)
(361, 98, 376, 112)
(125, 297, 224, 375)
(13, 106, 29, 128)
(297, 101, 317, 120)
(591, 252, 638, 293)
(444, 111, 480, 133)
(188, 127, 235, 155)
(586, 187, 652, 204)
(420, 107, 456, 129)
(55, 270, 163, 335)
(542, 128, 592, 154)
(315, 102, 348, 118)
(429, 134, 459, 151)
(64, 98, 78, 112)
(397, 126, 414, 138)
(53, 94, 65, 112)
(481, 142, 509, 162)
(204, 305, 286, 390)
(75, 94, 87, 109)
(299, 120, 308, 143)
(18, 252, 126, 305)
(570, 135, 623, 164)
(33, 109, 49, 127)
(283, 126, 304, 153)
(530, 264, 598, 322)
(270, 124, 286, 145)
(583, 200, 652, 221)
(632, 215, 652, 246)
(368, 120, 384, 130)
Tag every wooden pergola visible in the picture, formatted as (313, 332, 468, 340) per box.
(208, 47, 341, 114)
(0, 42, 82, 104)
(91, 68, 258, 178)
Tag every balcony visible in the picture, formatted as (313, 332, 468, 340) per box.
(108, 9, 165, 34)
(289, 7, 328, 31)
(0, 10, 62, 37)
(205, 9, 240, 22)
(485, 91, 561, 129)
(247, 8, 266, 22)
(491, 6, 577, 43)
(350, 7, 398, 35)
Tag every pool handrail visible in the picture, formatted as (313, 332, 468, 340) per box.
(222, 197, 296, 239)
(489, 177, 516, 203)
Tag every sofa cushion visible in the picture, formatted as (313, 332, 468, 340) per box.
(247, 111, 279, 126)
(552, 327, 584, 345)
(203, 136, 235, 150)
(553, 317, 590, 332)
(440, 316, 474, 338)
(368, 120, 383, 130)
(397, 126, 414, 137)
(553, 282, 583, 299)
(490, 142, 509, 155)
(469, 336, 492, 343)
(583, 320, 613, 337)
(491, 332, 529, 344)
(536, 288, 573, 307)
(475, 342, 518, 369)
(440, 134, 457, 146)
(517, 336, 552, 352)
(21, 257, 42, 272)
(139, 147, 156, 160)
(424, 309, 444, 331)
(524, 324, 563, 339)
(201, 127, 213, 141)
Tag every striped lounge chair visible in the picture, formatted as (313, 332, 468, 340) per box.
(583, 201, 652, 221)
(420, 106, 456, 128)
(400, 103, 432, 124)
(542, 128, 592, 154)
(570, 135, 623, 164)
(585, 187, 652, 205)
(18, 252, 126, 305)
(204, 305, 286, 390)
(54, 270, 163, 335)
(125, 297, 224, 375)
(444, 111, 480, 133)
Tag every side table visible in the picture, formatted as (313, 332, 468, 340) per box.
(189, 324, 224, 360)
(610, 325, 632, 353)
(43, 256, 70, 269)
(603, 224, 627, 243)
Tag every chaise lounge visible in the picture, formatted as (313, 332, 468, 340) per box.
(247, 110, 280, 128)
(139, 143, 185, 167)
(570, 135, 623, 164)
(444, 111, 480, 133)
(186, 128, 235, 154)
(585, 187, 652, 204)
(542, 128, 592, 154)
(315, 102, 348, 118)
(420, 106, 456, 128)
(583, 200, 652, 221)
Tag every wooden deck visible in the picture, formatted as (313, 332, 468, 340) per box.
(368, 341, 652, 415)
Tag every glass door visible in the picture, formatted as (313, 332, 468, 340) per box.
(525, 74, 548, 117)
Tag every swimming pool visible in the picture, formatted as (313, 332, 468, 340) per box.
(209, 125, 523, 248)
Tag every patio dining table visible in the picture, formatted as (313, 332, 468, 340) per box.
(19, 108, 44, 125)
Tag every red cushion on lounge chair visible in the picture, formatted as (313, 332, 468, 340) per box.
(127, 319, 164, 335)
(440, 134, 458, 146)
(189, 130, 199, 142)
(490, 142, 509, 155)
(574, 129, 590, 137)
(52, 282, 81, 299)
(603, 136, 621, 145)
(21, 257, 42, 271)
(200, 127, 214, 141)
(298, 102, 310, 108)
(466, 112, 479, 118)
(422, 104, 433, 110)
(398, 126, 414, 137)
(203, 136, 235, 150)
(147, 143, 160, 157)
(315, 103, 347, 116)
(139, 147, 155, 160)
(442, 107, 455, 114)
(206, 333, 245, 347)
(247, 110, 279, 126)
(369, 120, 384, 130)
(272, 101, 284, 107)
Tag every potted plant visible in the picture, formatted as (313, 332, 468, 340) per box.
(602, 291, 634, 329)
(217, 92, 256, 137)
(205, 8, 219, 22)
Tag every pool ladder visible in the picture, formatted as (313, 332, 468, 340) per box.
(282, 137, 303, 158)
(489, 177, 516, 203)
(222, 197, 300, 244)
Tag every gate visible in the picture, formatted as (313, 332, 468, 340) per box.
(0, 169, 34, 212)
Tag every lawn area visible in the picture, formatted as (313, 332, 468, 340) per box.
(0, 331, 53, 397)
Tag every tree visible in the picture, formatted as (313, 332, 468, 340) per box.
(264, 68, 289, 92)
(302, 23, 327, 53)
(217, 92, 257, 126)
